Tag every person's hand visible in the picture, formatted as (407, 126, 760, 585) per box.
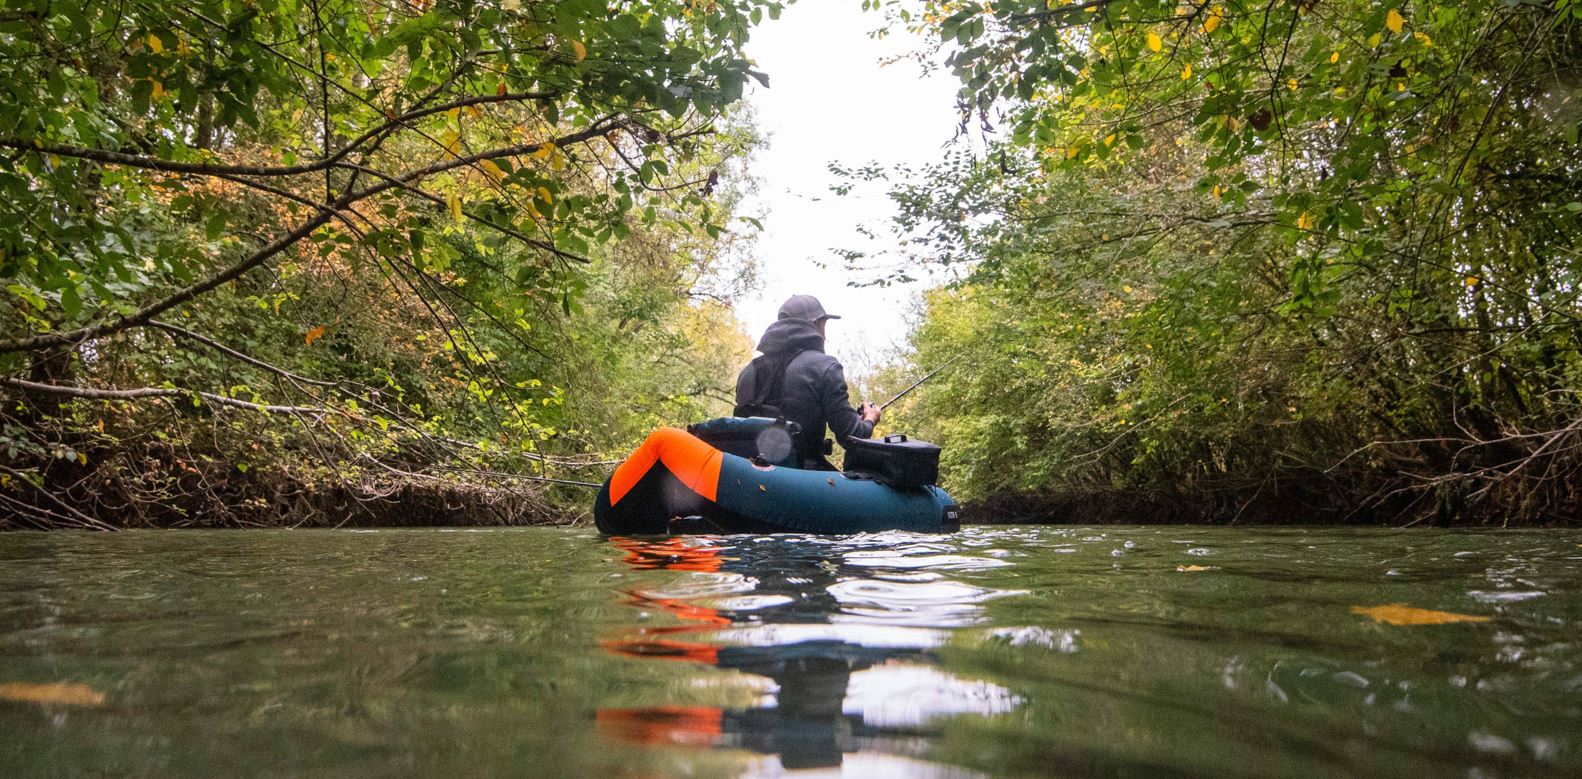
(860, 402, 881, 425)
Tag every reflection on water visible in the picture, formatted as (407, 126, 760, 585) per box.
(599, 536, 1020, 775)
(1, 526, 1581, 777)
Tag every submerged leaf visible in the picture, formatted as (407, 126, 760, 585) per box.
(0, 681, 106, 707)
(1352, 604, 1490, 625)
(1176, 565, 1217, 572)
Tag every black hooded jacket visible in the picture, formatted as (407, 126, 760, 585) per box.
(734, 318, 875, 469)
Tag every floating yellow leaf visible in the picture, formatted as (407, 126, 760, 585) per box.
(0, 682, 106, 708)
(1146, 31, 1162, 52)
(1203, 6, 1222, 33)
(571, 40, 587, 62)
(304, 325, 327, 346)
(146, 34, 164, 54)
(1177, 565, 1217, 572)
(1352, 604, 1489, 625)
(1386, 9, 1405, 34)
(1330, 50, 1340, 64)
(1181, 63, 1192, 80)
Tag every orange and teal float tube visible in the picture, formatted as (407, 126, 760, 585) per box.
(593, 427, 959, 535)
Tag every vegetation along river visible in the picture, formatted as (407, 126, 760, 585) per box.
(2, 526, 1579, 777)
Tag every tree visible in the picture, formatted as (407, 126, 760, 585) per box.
(0, 0, 783, 528)
(863, 0, 1582, 523)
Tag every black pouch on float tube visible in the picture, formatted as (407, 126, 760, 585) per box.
(842, 434, 941, 488)
(687, 417, 801, 467)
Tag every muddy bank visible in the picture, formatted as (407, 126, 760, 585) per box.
(1, 444, 578, 531)
(960, 478, 1582, 527)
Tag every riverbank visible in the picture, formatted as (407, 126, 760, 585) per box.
(958, 480, 1582, 528)
(0, 446, 575, 531)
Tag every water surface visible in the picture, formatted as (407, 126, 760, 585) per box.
(1, 526, 1579, 776)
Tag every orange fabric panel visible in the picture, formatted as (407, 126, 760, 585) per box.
(607, 427, 723, 505)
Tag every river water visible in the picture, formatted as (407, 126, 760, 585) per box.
(1, 526, 1579, 777)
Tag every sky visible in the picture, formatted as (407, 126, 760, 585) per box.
(734, 1, 964, 375)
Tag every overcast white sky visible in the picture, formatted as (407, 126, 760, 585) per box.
(735, 2, 962, 375)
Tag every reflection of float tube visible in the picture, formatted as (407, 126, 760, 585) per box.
(610, 536, 726, 572)
(594, 427, 958, 535)
(597, 706, 723, 748)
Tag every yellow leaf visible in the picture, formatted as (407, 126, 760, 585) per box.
(1176, 565, 1217, 572)
(151, 80, 164, 100)
(1414, 31, 1432, 46)
(1203, 6, 1222, 33)
(1296, 211, 1314, 230)
(533, 142, 555, 160)
(1212, 184, 1222, 200)
(1330, 50, 1340, 64)
(571, 40, 587, 62)
(1122, 284, 1134, 294)
(479, 159, 505, 182)
(1352, 604, 1489, 626)
(146, 34, 164, 54)
(447, 191, 463, 222)
(1386, 9, 1405, 34)
(442, 130, 461, 157)
(304, 325, 327, 346)
(1287, 78, 1299, 92)
(1146, 31, 1162, 53)
(537, 186, 553, 203)
(1465, 276, 1480, 287)
(445, 107, 460, 119)
(1181, 63, 1192, 80)
(0, 682, 106, 708)
(1103, 133, 1116, 147)
(1368, 32, 1383, 48)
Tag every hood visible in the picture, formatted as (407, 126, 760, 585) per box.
(755, 317, 825, 355)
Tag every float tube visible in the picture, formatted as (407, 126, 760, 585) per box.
(593, 427, 959, 535)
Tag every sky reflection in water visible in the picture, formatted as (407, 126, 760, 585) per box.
(598, 533, 1020, 776)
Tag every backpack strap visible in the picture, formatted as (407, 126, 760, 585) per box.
(734, 349, 804, 418)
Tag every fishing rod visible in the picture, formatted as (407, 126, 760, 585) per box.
(877, 355, 961, 411)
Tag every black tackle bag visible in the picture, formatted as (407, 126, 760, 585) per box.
(843, 434, 941, 488)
